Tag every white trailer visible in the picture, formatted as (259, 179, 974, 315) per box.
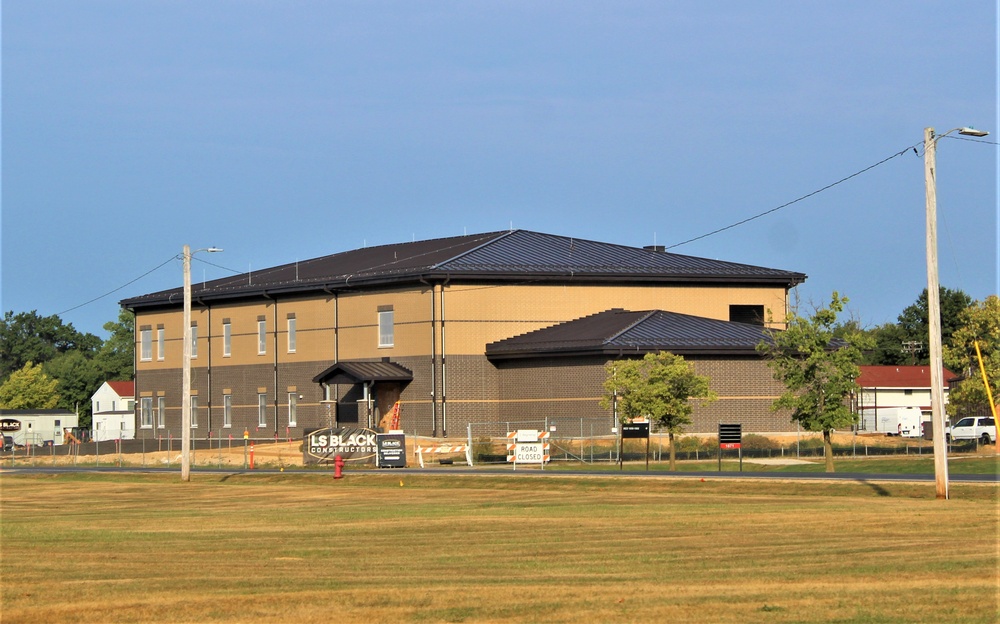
(860, 407, 924, 437)
(0, 409, 79, 446)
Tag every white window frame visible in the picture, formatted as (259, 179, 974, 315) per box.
(223, 394, 232, 428)
(157, 328, 165, 361)
(258, 320, 267, 355)
(258, 393, 268, 427)
(190, 396, 199, 428)
(140, 329, 152, 361)
(223, 322, 232, 357)
(288, 393, 297, 427)
(157, 397, 166, 429)
(191, 324, 198, 359)
(287, 318, 296, 353)
(140, 397, 153, 428)
(378, 309, 394, 347)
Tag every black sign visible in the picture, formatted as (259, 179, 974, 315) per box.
(718, 423, 742, 448)
(0, 419, 21, 432)
(377, 432, 407, 468)
(622, 422, 650, 439)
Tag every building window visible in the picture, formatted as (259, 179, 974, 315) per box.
(140, 398, 152, 427)
(223, 321, 232, 357)
(223, 394, 232, 428)
(729, 305, 765, 326)
(258, 320, 267, 355)
(141, 329, 152, 361)
(904, 389, 913, 396)
(157, 397, 166, 429)
(191, 324, 198, 359)
(378, 309, 394, 347)
(258, 393, 268, 427)
(288, 393, 297, 427)
(157, 327, 165, 361)
(191, 396, 199, 428)
(287, 317, 296, 353)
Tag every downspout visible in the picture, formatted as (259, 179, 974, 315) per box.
(130, 307, 138, 436)
(206, 305, 213, 433)
(333, 290, 340, 426)
(432, 284, 439, 436)
(423, 279, 438, 437)
(440, 277, 450, 437)
(273, 297, 280, 435)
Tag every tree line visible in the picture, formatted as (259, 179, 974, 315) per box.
(0, 309, 134, 426)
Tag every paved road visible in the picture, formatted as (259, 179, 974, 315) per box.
(2, 464, 997, 483)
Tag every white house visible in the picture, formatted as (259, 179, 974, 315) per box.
(856, 366, 954, 422)
(91, 381, 135, 441)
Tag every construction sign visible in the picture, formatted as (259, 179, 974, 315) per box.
(507, 430, 550, 468)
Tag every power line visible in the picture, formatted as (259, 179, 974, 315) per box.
(57, 255, 179, 316)
(666, 143, 921, 250)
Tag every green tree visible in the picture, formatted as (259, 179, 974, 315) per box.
(95, 308, 135, 380)
(943, 296, 999, 419)
(896, 287, 972, 364)
(757, 293, 872, 472)
(601, 351, 717, 470)
(0, 310, 101, 382)
(0, 362, 60, 409)
(862, 322, 911, 366)
(44, 351, 103, 427)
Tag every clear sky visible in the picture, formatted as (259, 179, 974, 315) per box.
(2, 1, 997, 339)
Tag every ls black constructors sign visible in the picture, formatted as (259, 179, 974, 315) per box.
(304, 427, 378, 465)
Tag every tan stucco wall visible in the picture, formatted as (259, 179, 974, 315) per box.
(134, 281, 789, 373)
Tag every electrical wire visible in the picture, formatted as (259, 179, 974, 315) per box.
(56, 255, 179, 315)
(666, 143, 922, 250)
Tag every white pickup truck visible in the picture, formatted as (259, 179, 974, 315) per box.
(946, 416, 996, 445)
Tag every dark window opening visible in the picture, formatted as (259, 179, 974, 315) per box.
(730, 305, 765, 326)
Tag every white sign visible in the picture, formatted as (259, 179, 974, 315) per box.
(515, 429, 540, 443)
(514, 441, 545, 464)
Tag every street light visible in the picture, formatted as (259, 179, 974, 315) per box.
(182, 244, 223, 481)
(923, 126, 988, 500)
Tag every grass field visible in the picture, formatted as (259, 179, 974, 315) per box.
(1, 472, 997, 623)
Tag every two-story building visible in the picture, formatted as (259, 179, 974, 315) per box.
(90, 381, 136, 441)
(121, 230, 806, 439)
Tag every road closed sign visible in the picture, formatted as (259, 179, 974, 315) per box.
(514, 441, 546, 464)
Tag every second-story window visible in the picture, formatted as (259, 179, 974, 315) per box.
(223, 321, 232, 357)
(191, 323, 198, 359)
(378, 307, 394, 347)
(258, 319, 267, 355)
(140, 328, 152, 361)
(156, 327, 165, 361)
(287, 316, 296, 353)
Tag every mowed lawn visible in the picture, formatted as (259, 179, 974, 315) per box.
(1, 473, 997, 624)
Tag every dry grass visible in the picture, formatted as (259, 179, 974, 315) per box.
(1, 473, 997, 623)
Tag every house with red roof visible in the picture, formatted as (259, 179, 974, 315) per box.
(91, 381, 135, 441)
(856, 366, 955, 424)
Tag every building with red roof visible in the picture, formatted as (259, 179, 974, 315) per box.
(856, 365, 955, 419)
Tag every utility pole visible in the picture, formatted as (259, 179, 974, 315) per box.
(923, 125, 989, 500)
(923, 127, 948, 500)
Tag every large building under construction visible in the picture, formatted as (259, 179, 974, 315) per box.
(121, 230, 805, 439)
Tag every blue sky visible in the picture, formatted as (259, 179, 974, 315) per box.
(3, 1, 997, 339)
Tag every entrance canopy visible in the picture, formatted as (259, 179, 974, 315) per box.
(312, 360, 413, 385)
